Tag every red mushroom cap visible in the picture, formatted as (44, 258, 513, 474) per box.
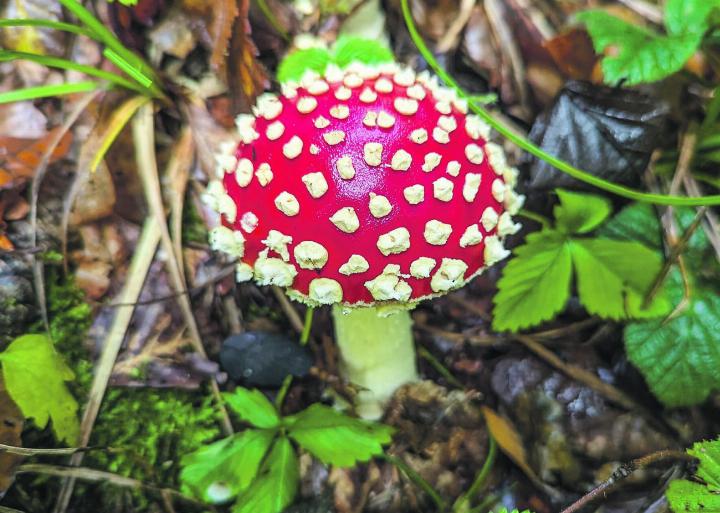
(205, 62, 523, 308)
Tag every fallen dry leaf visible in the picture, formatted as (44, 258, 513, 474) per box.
(0, 377, 24, 495)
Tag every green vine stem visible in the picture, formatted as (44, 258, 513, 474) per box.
(400, 0, 720, 207)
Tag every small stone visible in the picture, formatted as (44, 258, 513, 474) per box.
(435, 101, 451, 115)
(465, 143, 484, 164)
(336, 156, 356, 179)
(254, 93, 283, 120)
(307, 79, 330, 95)
(497, 212, 521, 236)
(283, 136, 303, 159)
(481, 207, 499, 231)
(485, 142, 507, 172)
(210, 226, 245, 257)
(339, 254, 370, 275)
(344, 73, 363, 88)
(422, 152, 442, 172)
(265, 121, 284, 140)
(410, 128, 428, 144)
(310, 144, 320, 155)
(255, 163, 273, 186)
(240, 211, 258, 233)
(335, 86, 352, 100)
(377, 227, 411, 255)
(404, 184, 424, 204)
(390, 149, 412, 171)
(302, 172, 328, 198)
(484, 235, 510, 265)
(394, 97, 419, 115)
(364, 142, 383, 166)
(235, 262, 253, 282)
(410, 257, 436, 279)
(294, 241, 329, 269)
(459, 224, 483, 247)
(492, 179, 505, 202)
(393, 68, 415, 86)
(406, 84, 426, 100)
(330, 207, 360, 233)
(254, 256, 297, 287)
(364, 266, 412, 301)
(236, 114, 259, 143)
(323, 130, 346, 145)
(275, 191, 300, 216)
(297, 97, 318, 114)
(369, 193, 392, 218)
(424, 220, 452, 245)
(433, 177, 454, 202)
(466, 115, 491, 140)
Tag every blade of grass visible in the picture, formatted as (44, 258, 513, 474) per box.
(53, 217, 162, 513)
(0, 81, 101, 104)
(89, 95, 150, 174)
(58, 0, 163, 96)
(399, 0, 720, 207)
(0, 50, 145, 94)
(103, 48, 153, 90)
(0, 18, 95, 38)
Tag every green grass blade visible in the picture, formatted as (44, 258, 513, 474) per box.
(0, 18, 95, 39)
(103, 48, 153, 89)
(0, 50, 145, 94)
(0, 81, 101, 104)
(58, 0, 162, 93)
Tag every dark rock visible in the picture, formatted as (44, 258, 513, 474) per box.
(220, 331, 313, 387)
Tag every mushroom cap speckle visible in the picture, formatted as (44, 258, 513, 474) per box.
(204, 62, 524, 308)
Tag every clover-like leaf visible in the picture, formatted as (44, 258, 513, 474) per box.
(223, 388, 280, 428)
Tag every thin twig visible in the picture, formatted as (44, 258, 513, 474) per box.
(0, 444, 98, 457)
(453, 435, 497, 512)
(417, 346, 463, 389)
(559, 450, 694, 513)
(381, 454, 447, 512)
(272, 286, 305, 333)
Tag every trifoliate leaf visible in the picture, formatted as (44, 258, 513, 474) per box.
(571, 238, 668, 319)
(285, 404, 393, 467)
(667, 438, 720, 513)
(0, 334, 79, 444)
(223, 388, 279, 429)
(276, 48, 331, 84)
(332, 36, 394, 68)
(665, 0, 720, 37)
(233, 437, 299, 513)
(492, 230, 573, 332)
(554, 189, 612, 234)
(596, 202, 662, 249)
(625, 272, 720, 407)
(180, 429, 276, 503)
(576, 10, 703, 85)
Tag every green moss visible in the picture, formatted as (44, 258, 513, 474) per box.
(182, 192, 209, 245)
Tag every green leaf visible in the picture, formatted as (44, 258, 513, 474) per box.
(0, 334, 79, 444)
(233, 437, 299, 513)
(492, 230, 573, 332)
(665, 0, 720, 36)
(223, 388, 280, 429)
(667, 438, 720, 513)
(285, 404, 393, 467)
(571, 238, 668, 319)
(276, 48, 331, 84)
(667, 479, 720, 513)
(180, 429, 276, 503)
(575, 10, 703, 85)
(596, 202, 663, 249)
(0, 82, 101, 104)
(625, 273, 720, 407)
(331, 36, 394, 68)
(553, 189, 612, 234)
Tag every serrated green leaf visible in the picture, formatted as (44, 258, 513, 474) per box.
(667, 438, 720, 513)
(223, 388, 280, 429)
(285, 404, 393, 467)
(180, 429, 276, 503)
(689, 438, 720, 490)
(667, 479, 720, 513)
(576, 10, 703, 85)
(596, 202, 662, 249)
(492, 231, 573, 332)
(553, 189, 612, 234)
(233, 437, 298, 513)
(276, 48, 331, 84)
(665, 0, 720, 36)
(625, 272, 720, 407)
(332, 36, 394, 68)
(0, 334, 79, 444)
(571, 238, 668, 319)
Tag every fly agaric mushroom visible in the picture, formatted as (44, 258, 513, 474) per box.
(204, 61, 523, 418)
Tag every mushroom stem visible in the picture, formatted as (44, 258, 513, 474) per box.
(332, 305, 418, 419)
